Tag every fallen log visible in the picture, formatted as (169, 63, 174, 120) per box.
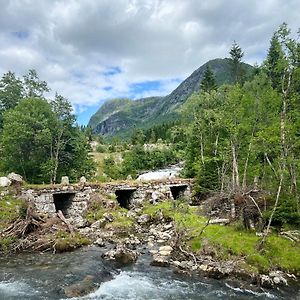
(57, 210, 75, 236)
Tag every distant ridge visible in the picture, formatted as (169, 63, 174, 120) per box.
(88, 58, 254, 137)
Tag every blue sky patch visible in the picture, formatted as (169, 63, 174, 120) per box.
(103, 66, 122, 76)
(12, 31, 29, 39)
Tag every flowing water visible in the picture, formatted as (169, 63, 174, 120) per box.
(0, 247, 299, 300)
(137, 165, 182, 181)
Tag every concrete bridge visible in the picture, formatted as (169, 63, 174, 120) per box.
(21, 179, 193, 218)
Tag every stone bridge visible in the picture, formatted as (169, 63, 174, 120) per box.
(21, 179, 193, 218)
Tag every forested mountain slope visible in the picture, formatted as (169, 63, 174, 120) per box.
(88, 58, 254, 137)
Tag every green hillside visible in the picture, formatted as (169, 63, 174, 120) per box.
(88, 58, 254, 137)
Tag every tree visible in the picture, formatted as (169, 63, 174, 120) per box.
(0, 94, 95, 184)
(229, 41, 245, 83)
(23, 69, 49, 98)
(0, 72, 23, 129)
(0, 98, 56, 183)
(200, 65, 217, 92)
(264, 33, 285, 90)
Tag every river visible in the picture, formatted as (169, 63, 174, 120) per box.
(0, 247, 299, 300)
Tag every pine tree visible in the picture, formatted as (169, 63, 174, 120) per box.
(264, 33, 285, 90)
(200, 65, 217, 92)
(229, 41, 245, 83)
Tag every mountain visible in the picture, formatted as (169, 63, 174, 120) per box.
(88, 58, 254, 137)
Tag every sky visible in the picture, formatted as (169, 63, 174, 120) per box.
(0, 0, 299, 125)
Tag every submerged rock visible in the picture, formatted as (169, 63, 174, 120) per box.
(64, 275, 97, 297)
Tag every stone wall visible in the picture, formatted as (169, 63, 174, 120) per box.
(21, 179, 193, 218)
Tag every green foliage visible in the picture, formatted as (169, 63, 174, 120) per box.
(200, 65, 217, 92)
(264, 194, 300, 226)
(0, 72, 95, 183)
(0, 196, 28, 230)
(229, 41, 245, 83)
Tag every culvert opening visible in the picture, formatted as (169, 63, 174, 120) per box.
(170, 185, 188, 200)
(115, 189, 136, 209)
(53, 192, 75, 216)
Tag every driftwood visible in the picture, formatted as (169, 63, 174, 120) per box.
(57, 210, 75, 236)
(1, 206, 44, 239)
(280, 230, 300, 242)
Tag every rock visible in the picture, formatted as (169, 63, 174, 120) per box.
(159, 245, 173, 252)
(151, 255, 170, 267)
(103, 245, 138, 264)
(126, 211, 136, 218)
(94, 238, 105, 247)
(151, 191, 164, 201)
(269, 271, 288, 286)
(126, 175, 132, 180)
(91, 219, 107, 229)
(157, 239, 165, 244)
(137, 214, 150, 224)
(79, 176, 87, 184)
(199, 264, 208, 271)
(163, 223, 173, 231)
(7, 172, 23, 184)
(0, 177, 11, 187)
(159, 250, 172, 256)
(103, 213, 114, 222)
(172, 261, 181, 267)
(260, 274, 273, 287)
(61, 176, 69, 185)
(71, 216, 88, 228)
(64, 275, 97, 298)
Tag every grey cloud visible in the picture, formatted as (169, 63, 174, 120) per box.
(0, 0, 299, 120)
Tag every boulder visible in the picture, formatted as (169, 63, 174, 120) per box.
(150, 254, 170, 267)
(158, 245, 173, 255)
(61, 176, 69, 185)
(260, 274, 273, 288)
(64, 275, 97, 298)
(269, 271, 288, 286)
(0, 177, 11, 187)
(79, 176, 87, 184)
(7, 173, 23, 184)
(94, 238, 105, 247)
(103, 245, 138, 264)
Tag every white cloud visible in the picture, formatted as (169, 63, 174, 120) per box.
(0, 0, 299, 123)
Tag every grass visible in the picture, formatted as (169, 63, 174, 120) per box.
(0, 195, 27, 230)
(141, 200, 300, 275)
(84, 196, 134, 232)
(55, 231, 91, 252)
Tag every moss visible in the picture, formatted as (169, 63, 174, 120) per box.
(55, 231, 91, 252)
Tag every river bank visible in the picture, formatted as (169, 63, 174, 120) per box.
(0, 189, 300, 298)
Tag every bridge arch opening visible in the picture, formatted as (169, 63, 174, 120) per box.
(115, 189, 136, 209)
(170, 185, 188, 200)
(53, 192, 75, 216)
